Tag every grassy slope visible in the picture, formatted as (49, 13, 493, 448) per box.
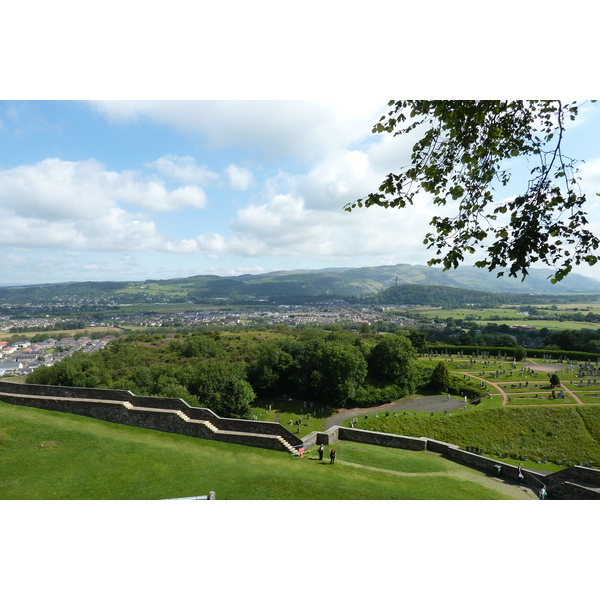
(348, 405, 600, 464)
(0, 401, 514, 500)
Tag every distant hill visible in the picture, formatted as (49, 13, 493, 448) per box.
(2, 264, 600, 305)
(231, 264, 600, 296)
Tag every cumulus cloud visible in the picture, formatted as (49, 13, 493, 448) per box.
(89, 100, 388, 165)
(295, 149, 380, 210)
(0, 157, 211, 252)
(224, 164, 254, 190)
(0, 157, 208, 216)
(147, 154, 254, 192)
(142, 122, 453, 265)
(147, 155, 219, 185)
(159, 187, 449, 267)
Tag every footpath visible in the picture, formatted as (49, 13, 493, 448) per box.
(323, 395, 466, 429)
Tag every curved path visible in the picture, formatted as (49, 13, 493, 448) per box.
(323, 395, 466, 429)
(336, 458, 537, 499)
(324, 358, 592, 428)
(460, 372, 584, 407)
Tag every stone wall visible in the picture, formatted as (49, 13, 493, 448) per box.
(311, 424, 600, 499)
(338, 427, 427, 451)
(549, 482, 600, 500)
(0, 381, 302, 453)
(3, 381, 599, 498)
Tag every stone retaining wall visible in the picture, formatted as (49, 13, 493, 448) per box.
(338, 427, 426, 450)
(309, 424, 600, 500)
(3, 381, 600, 498)
(0, 381, 302, 453)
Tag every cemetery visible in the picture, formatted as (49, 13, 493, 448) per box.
(428, 352, 600, 409)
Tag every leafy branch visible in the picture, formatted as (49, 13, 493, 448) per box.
(345, 100, 599, 282)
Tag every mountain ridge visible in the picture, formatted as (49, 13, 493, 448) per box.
(227, 264, 600, 295)
(2, 264, 600, 300)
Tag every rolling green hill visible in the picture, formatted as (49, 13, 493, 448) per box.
(2, 264, 600, 305)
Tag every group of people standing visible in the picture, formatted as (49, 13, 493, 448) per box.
(317, 444, 336, 464)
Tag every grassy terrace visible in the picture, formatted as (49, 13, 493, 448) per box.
(345, 399, 600, 466)
(0, 400, 521, 500)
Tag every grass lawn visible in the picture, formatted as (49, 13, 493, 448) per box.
(578, 393, 600, 404)
(0, 401, 517, 500)
(506, 394, 577, 406)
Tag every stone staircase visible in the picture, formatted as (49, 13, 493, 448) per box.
(277, 436, 301, 456)
(122, 402, 300, 455)
(0, 382, 304, 457)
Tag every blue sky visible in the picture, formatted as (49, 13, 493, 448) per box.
(1, 99, 600, 286)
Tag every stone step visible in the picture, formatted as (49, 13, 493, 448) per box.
(277, 436, 301, 455)
(1, 390, 302, 455)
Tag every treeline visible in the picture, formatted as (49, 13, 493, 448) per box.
(25, 329, 483, 419)
(0, 281, 123, 303)
(422, 319, 600, 354)
(373, 284, 514, 309)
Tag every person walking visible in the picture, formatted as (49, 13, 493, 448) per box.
(318, 444, 324, 461)
(329, 448, 336, 464)
(518, 463, 524, 485)
(539, 485, 547, 500)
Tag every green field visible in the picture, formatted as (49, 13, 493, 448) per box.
(0, 400, 520, 500)
(413, 305, 600, 330)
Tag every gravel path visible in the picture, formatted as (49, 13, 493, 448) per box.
(323, 395, 467, 429)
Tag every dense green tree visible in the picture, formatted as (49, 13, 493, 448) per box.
(513, 346, 527, 361)
(407, 329, 428, 352)
(458, 331, 473, 346)
(430, 361, 451, 392)
(346, 100, 599, 282)
(184, 359, 255, 419)
(247, 341, 294, 394)
(549, 373, 561, 388)
(368, 333, 418, 393)
(307, 340, 368, 406)
(494, 334, 517, 348)
(180, 333, 227, 359)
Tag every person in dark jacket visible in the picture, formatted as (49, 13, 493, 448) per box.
(329, 448, 336, 464)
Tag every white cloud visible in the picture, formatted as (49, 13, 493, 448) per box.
(580, 157, 600, 195)
(295, 149, 380, 210)
(0, 158, 208, 217)
(147, 155, 219, 185)
(89, 100, 388, 165)
(163, 186, 449, 267)
(225, 164, 254, 190)
(0, 157, 216, 253)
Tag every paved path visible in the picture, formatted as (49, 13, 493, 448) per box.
(323, 395, 467, 429)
